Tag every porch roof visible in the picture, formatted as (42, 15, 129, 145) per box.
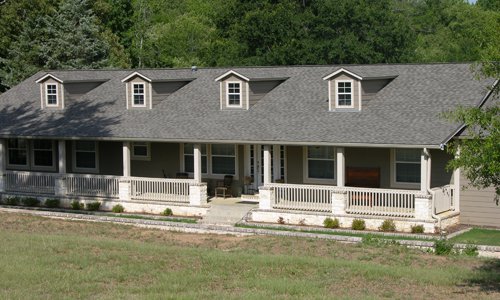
(0, 63, 495, 148)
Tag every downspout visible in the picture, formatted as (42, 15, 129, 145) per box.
(424, 148, 442, 230)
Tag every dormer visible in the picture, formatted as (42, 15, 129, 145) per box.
(323, 68, 362, 112)
(122, 72, 152, 110)
(215, 70, 250, 110)
(35, 74, 65, 109)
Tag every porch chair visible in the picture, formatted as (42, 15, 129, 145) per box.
(215, 175, 233, 198)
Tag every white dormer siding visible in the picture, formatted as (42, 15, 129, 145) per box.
(36, 74, 65, 110)
(215, 71, 250, 110)
(122, 72, 152, 110)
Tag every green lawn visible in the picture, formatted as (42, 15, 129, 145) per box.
(450, 228, 500, 246)
(0, 212, 499, 299)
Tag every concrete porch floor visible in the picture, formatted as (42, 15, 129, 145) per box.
(201, 196, 258, 225)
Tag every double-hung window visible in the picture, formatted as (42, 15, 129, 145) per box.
(227, 82, 241, 107)
(394, 149, 421, 184)
(211, 144, 236, 175)
(46, 84, 58, 106)
(32, 140, 54, 169)
(336, 81, 352, 107)
(133, 83, 145, 107)
(7, 139, 28, 167)
(74, 141, 98, 172)
(306, 146, 335, 180)
(183, 144, 208, 174)
(132, 142, 150, 160)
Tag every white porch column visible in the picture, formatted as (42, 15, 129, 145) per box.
(272, 145, 281, 182)
(263, 145, 271, 185)
(453, 148, 460, 211)
(193, 143, 202, 183)
(420, 149, 430, 193)
(122, 142, 131, 177)
(336, 147, 345, 187)
(58, 140, 66, 174)
(0, 139, 5, 192)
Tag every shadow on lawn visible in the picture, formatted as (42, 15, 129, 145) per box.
(463, 259, 500, 293)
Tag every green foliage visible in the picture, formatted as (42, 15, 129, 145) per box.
(112, 204, 125, 213)
(4, 197, 20, 206)
(85, 201, 101, 211)
(379, 219, 396, 232)
(70, 200, 84, 210)
(21, 197, 40, 207)
(351, 219, 366, 231)
(323, 217, 339, 229)
(44, 198, 60, 208)
(162, 208, 173, 216)
(434, 239, 455, 255)
(411, 225, 425, 234)
(462, 243, 479, 257)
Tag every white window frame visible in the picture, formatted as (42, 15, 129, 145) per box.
(30, 140, 56, 171)
(226, 81, 242, 108)
(335, 80, 354, 108)
(180, 144, 209, 176)
(132, 83, 146, 107)
(72, 141, 99, 173)
(211, 144, 237, 176)
(303, 146, 336, 184)
(390, 148, 421, 189)
(45, 83, 58, 107)
(180, 144, 238, 179)
(6, 139, 29, 170)
(131, 142, 151, 161)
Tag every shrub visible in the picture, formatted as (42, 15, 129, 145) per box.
(323, 217, 339, 229)
(277, 216, 285, 224)
(434, 239, 454, 255)
(85, 201, 101, 211)
(4, 197, 20, 206)
(352, 219, 366, 230)
(21, 197, 40, 207)
(379, 219, 396, 232)
(44, 198, 60, 208)
(162, 208, 173, 216)
(70, 200, 84, 210)
(463, 243, 479, 257)
(411, 225, 425, 234)
(112, 204, 125, 213)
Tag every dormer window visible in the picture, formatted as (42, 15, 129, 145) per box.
(46, 84, 58, 106)
(336, 81, 353, 107)
(133, 83, 145, 107)
(35, 73, 64, 109)
(227, 82, 241, 107)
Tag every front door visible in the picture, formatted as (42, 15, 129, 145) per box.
(248, 145, 286, 192)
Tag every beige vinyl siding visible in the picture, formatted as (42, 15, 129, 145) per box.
(220, 75, 248, 110)
(126, 76, 151, 109)
(329, 74, 360, 111)
(40, 78, 64, 109)
(460, 173, 500, 227)
(131, 142, 179, 178)
(151, 81, 189, 107)
(249, 80, 283, 107)
(429, 149, 453, 188)
(361, 79, 391, 107)
(345, 147, 391, 188)
(64, 82, 104, 102)
(286, 146, 303, 184)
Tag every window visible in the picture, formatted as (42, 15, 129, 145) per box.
(133, 83, 145, 107)
(336, 81, 352, 107)
(212, 144, 236, 175)
(74, 141, 98, 172)
(132, 142, 150, 160)
(46, 84, 58, 106)
(183, 144, 208, 174)
(32, 140, 54, 169)
(7, 139, 28, 167)
(226, 82, 241, 107)
(394, 149, 421, 184)
(306, 146, 335, 180)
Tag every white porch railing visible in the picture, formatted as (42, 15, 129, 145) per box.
(4, 170, 56, 195)
(345, 187, 419, 218)
(268, 183, 336, 212)
(432, 185, 454, 214)
(65, 174, 120, 198)
(130, 177, 193, 203)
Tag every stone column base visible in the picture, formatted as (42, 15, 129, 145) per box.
(189, 182, 208, 206)
(119, 179, 131, 201)
(258, 186, 273, 210)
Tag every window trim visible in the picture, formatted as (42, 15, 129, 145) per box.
(335, 79, 354, 108)
(390, 148, 421, 189)
(132, 83, 146, 107)
(226, 81, 243, 108)
(6, 139, 30, 170)
(303, 146, 336, 185)
(131, 142, 151, 161)
(180, 144, 238, 179)
(30, 140, 56, 171)
(72, 141, 99, 174)
(45, 83, 59, 107)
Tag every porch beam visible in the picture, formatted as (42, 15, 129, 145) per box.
(58, 140, 66, 174)
(336, 147, 345, 187)
(193, 143, 202, 183)
(263, 145, 271, 185)
(421, 148, 430, 193)
(123, 142, 131, 177)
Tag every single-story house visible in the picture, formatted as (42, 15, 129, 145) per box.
(0, 63, 498, 232)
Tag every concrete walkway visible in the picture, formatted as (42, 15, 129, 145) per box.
(200, 197, 257, 225)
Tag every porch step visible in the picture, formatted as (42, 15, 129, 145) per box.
(201, 198, 257, 225)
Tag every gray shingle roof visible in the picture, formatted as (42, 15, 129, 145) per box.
(0, 63, 495, 147)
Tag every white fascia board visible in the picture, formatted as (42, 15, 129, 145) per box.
(214, 70, 250, 82)
(35, 74, 64, 83)
(322, 68, 363, 81)
(121, 71, 152, 83)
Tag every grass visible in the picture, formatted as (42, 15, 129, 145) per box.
(450, 228, 500, 246)
(0, 212, 499, 299)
